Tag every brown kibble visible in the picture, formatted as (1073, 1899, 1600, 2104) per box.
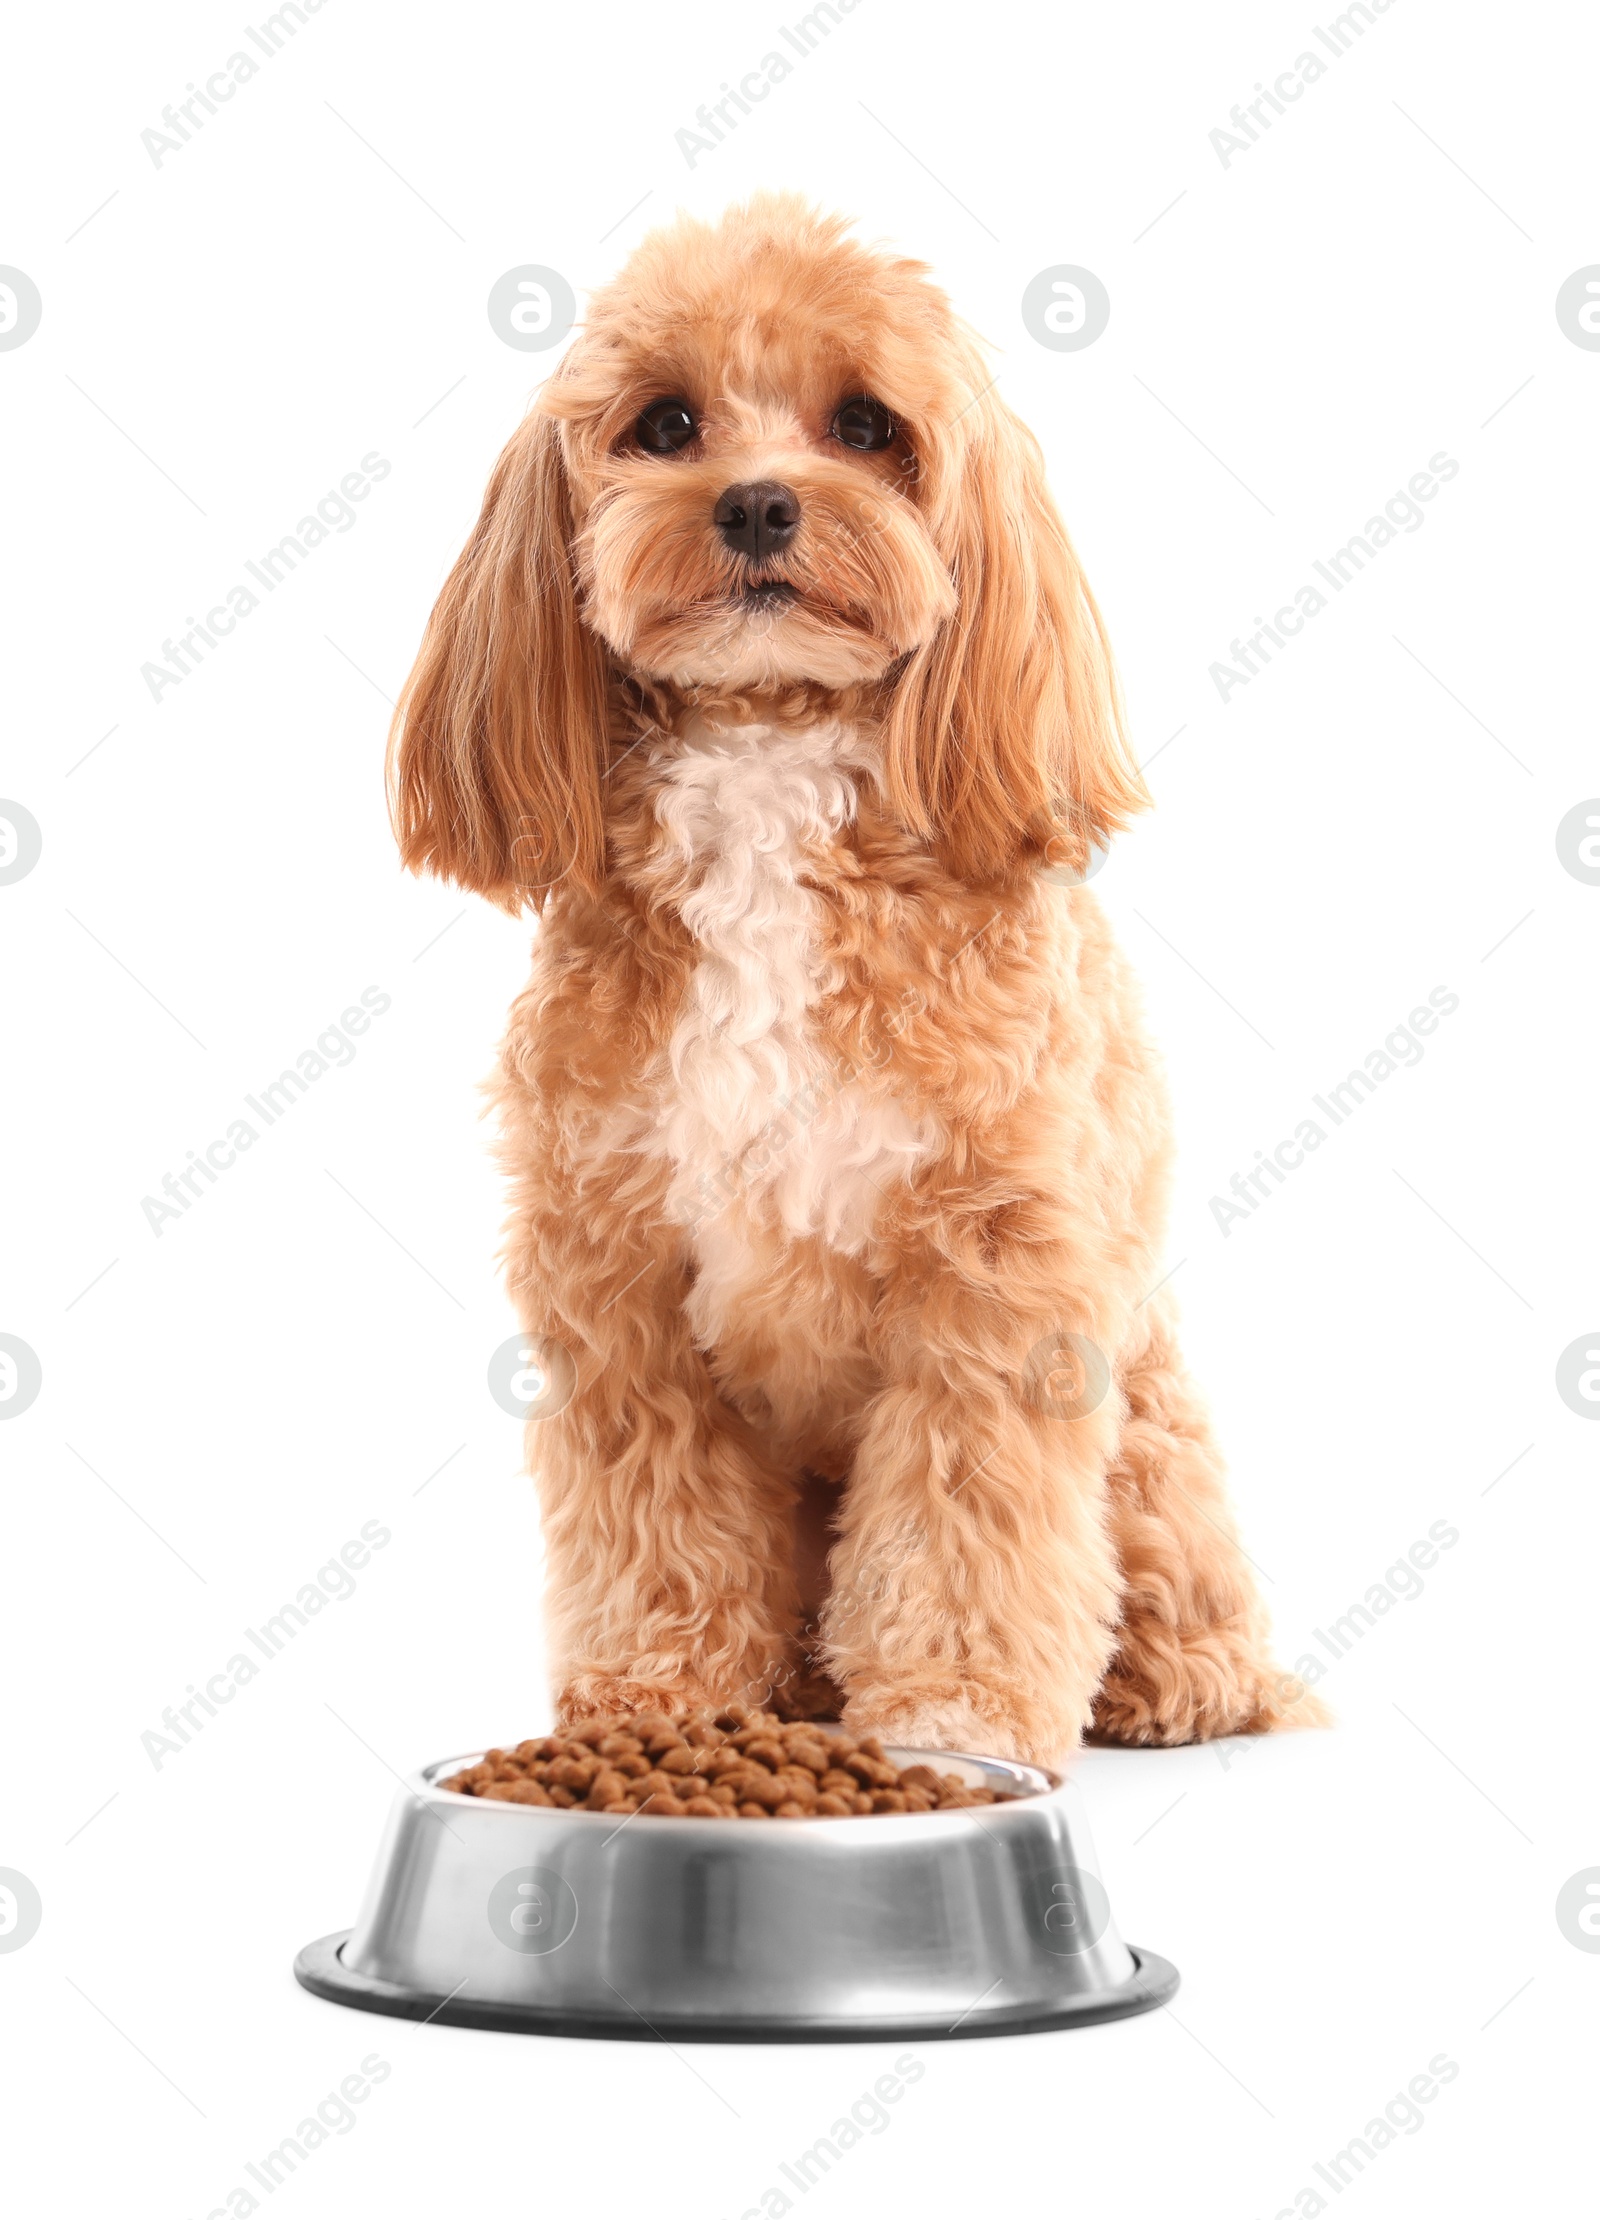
(844, 1752, 899, 1788)
(635, 1789, 687, 1816)
(445, 1713, 1028, 1816)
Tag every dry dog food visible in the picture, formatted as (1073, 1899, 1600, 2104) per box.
(441, 1706, 1024, 1818)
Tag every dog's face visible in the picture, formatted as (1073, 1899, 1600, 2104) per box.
(547, 207, 960, 691)
(390, 195, 1148, 907)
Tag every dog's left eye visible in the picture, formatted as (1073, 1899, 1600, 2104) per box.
(635, 397, 699, 453)
(831, 396, 896, 451)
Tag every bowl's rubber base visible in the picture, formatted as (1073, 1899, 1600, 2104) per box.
(293, 1930, 1178, 2043)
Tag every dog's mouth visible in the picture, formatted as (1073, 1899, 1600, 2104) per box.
(736, 577, 798, 608)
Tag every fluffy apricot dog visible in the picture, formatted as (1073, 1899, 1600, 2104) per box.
(390, 195, 1314, 1764)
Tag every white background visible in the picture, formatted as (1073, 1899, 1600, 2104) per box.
(2, 2, 1595, 2213)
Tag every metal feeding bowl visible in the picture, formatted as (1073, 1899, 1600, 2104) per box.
(295, 1741, 1176, 2042)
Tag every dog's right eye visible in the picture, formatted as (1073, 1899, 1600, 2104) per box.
(635, 397, 698, 453)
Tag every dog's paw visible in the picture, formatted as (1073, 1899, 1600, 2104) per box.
(839, 1690, 1068, 1769)
(553, 1673, 728, 1728)
(1090, 1628, 1331, 1747)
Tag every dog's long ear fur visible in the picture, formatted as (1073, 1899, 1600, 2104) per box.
(388, 411, 611, 913)
(882, 391, 1149, 879)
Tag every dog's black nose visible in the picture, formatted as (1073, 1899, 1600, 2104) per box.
(713, 480, 800, 562)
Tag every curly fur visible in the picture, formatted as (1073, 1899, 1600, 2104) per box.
(388, 194, 1323, 1762)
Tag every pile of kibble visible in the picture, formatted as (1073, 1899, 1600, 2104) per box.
(441, 1707, 1020, 1819)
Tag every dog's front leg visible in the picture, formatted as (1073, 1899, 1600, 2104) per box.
(821, 1287, 1124, 1768)
(515, 1204, 799, 1728)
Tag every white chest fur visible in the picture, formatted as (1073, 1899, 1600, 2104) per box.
(644, 718, 930, 1334)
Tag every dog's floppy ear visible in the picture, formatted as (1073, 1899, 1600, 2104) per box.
(388, 409, 610, 912)
(881, 390, 1148, 879)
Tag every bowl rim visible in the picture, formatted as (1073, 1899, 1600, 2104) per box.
(413, 1741, 1067, 1826)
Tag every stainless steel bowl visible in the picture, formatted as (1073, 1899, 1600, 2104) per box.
(295, 1744, 1176, 2041)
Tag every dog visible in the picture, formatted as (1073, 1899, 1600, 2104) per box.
(389, 195, 1316, 1764)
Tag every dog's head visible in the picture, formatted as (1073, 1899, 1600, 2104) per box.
(391, 194, 1147, 908)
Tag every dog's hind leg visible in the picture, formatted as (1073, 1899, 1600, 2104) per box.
(1091, 1293, 1326, 1745)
